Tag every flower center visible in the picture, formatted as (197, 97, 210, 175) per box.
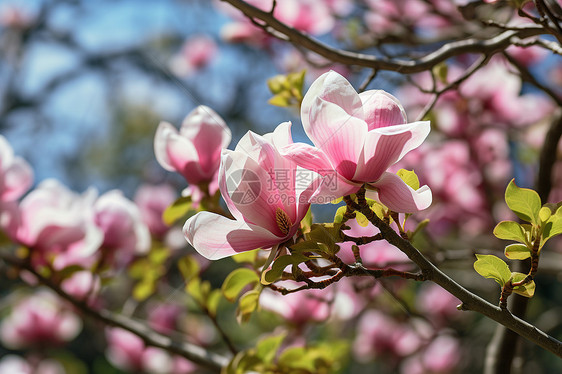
(275, 208, 292, 235)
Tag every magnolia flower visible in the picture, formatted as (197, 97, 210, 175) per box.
(0, 134, 33, 202)
(0, 291, 82, 349)
(134, 183, 177, 238)
(184, 122, 320, 260)
(94, 189, 151, 267)
(282, 71, 432, 212)
(169, 35, 218, 77)
(7, 179, 103, 270)
(154, 105, 231, 204)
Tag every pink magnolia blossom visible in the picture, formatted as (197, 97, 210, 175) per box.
(416, 283, 461, 325)
(0, 355, 65, 374)
(155, 105, 231, 205)
(105, 328, 196, 374)
(282, 71, 432, 213)
(60, 270, 101, 304)
(169, 35, 218, 77)
(354, 310, 422, 361)
(218, 0, 336, 45)
(260, 282, 331, 325)
(134, 183, 177, 238)
(148, 303, 183, 335)
(0, 135, 33, 202)
(400, 334, 462, 374)
(184, 122, 320, 260)
(6, 179, 103, 270)
(94, 189, 151, 267)
(0, 291, 82, 349)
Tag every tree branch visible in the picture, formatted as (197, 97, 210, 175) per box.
(0, 252, 230, 372)
(221, 0, 546, 73)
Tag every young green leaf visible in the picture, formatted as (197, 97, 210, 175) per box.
(333, 205, 347, 224)
(222, 268, 260, 302)
(505, 179, 541, 225)
(236, 289, 261, 324)
(355, 212, 369, 227)
(162, 196, 193, 225)
(473, 254, 511, 286)
(397, 169, 420, 190)
(542, 206, 562, 246)
(511, 272, 536, 297)
(539, 206, 552, 223)
(504, 243, 531, 260)
(493, 221, 527, 244)
(261, 253, 309, 285)
(177, 255, 200, 282)
(256, 333, 287, 364)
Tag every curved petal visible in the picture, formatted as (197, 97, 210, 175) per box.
(183, 212, 281, 260)
(354, 121, 430, 182)
(359, 90, 407, 130)
(1, 157, 33, 201)
(154, 122, 180, 172)
(307, 97, 366, 179)
(309, 174, 360, 204)
(369, 172, 432, 213)
(301, 71, 363, 131)
(280, 143, 334, 175)
(181, 106, 231, 174)
(222, 149, 285, 235)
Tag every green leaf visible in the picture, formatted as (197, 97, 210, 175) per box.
(56, 265, 84, 280)
(287, 70, 306, 93)
(539, 206, 552, 223)
(511, 272, 536, 297)
(543, 206, 562, 245)
(133, 277, 156, 301)
(187, 278, 210, 305)
(355, 212, 369, 227)
(237, 289, 261, 324)
(162, 196, 193, 225)
(504, 243, 531, 260)
(207, 290, 222, 317)
(474, 254, 511, 286)
(493, 221, 527, 244)
(432, 62, 448, 84)
(262, 253, 309, 285)
(256, 333, 286, 364)
(177, 256, 200, 282)
(300, 207, 313, 233)
(221, 268, 260, 302)
(278, 347, 312, 371)
(330, 197, 343, 204)
(148, 245, 170, 265)
(333, 205, 347, 224)
(268, 92, 292, 107)
(232, 249, 260, 264)
(505, 179, 541, 225)
(305, 223, 342, 254)
(267, 75, 286, 94)
(397, 169, 420, 190)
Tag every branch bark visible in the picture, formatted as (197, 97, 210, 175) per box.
(221, 0, 546, 73)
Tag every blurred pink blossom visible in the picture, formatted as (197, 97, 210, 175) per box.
(0, 135, 33, 202)
(400, 334, 462, 373)
(105, 328, 196, 373)
(0, 4, 34, 29)
(60, 270, 101, 304)
(155, 105, 231, 206)
(6, 179, 103, 270)
(170, 35, 218, 77)
(0, 355, 65, 374)
(260, 282, 331, 325)
(134, 183, 177, 239)
(94, 189, 151, 267)
(354, 310, 422, 361)
(0, 291, 81, 349)
(282, 71, 432, 212)
(148, 303, 183, 335)
(416, 283, 461, 325)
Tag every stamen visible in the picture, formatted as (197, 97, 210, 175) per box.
(275, 208, 292, 235)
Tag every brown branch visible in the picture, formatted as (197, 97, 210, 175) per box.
(0, 252, 229, 372)
(344, 189, 562, 358)
(221, 0, 546, 73)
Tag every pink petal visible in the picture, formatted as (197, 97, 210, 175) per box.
(280, 143, 334, 175)
(183, 212, 281, 260)
(307, 96, 366, 179)
(354, 121, 430, 182)
(301, 71, 363, 129)
(359, 90, 407, 130)
(310, 174, 359, 204)
(369, 172, 432, 212)
(1, 157, 33, 201)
